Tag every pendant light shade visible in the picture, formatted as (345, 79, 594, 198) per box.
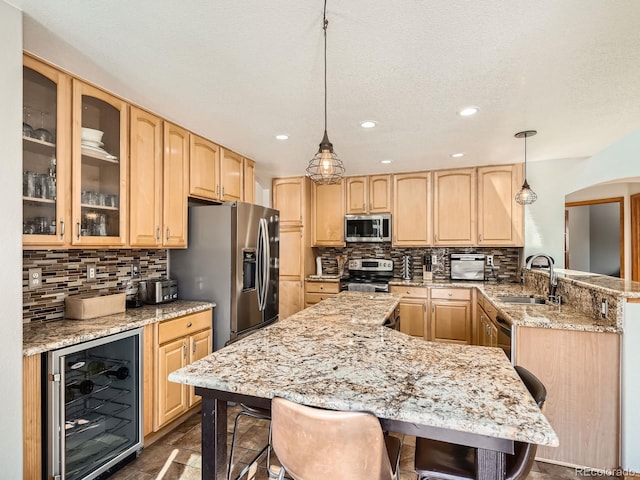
(514, 130, 537, 205)
(306, 0, 345, 184)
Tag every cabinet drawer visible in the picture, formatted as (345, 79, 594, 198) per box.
(481, 297, 498, 321)
(304, 292, 337, 304)
(158, 310, 212, 344)
(430, 288, 471, 301)
(390, 285, 428, 298)
(305, 281, 340, 294)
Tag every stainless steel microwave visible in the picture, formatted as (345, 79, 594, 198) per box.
(345, 214, 391, 242)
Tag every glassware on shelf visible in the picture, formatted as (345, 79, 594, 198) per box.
(34, 111, 54, 143)
(23, 105, 35, 138)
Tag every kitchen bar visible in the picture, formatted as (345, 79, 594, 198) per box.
(169, 291, 558, 480)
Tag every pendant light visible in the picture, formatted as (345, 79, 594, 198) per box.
(306, 0, 345, 184)
(514, 130, 537, 205)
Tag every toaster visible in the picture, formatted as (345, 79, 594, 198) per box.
(138, 279, 178, 304)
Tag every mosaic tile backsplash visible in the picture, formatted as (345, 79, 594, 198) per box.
(317, 245, 522, 283)
(23, 249, 168, 323)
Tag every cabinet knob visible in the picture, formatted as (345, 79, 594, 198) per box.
(187, 322, 193, 328)
(448, 292, 452, 296)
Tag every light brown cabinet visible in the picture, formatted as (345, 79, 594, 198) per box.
(390, 286, 428, 338)
(22, 55, 72, 248)
(430, 288, 472, 344)
(392, 172, 431, 246)
(23, 354, 42, 479)
(273, 177, 307, 227)
(312, 181, 345, 246)
(345, 174, 392, 214)
(433, 168, 476, 246)
(189, 134, 220, 201)
(304, 281, 340, 307)
(220, 148, 243, 202)
(243, 157, 256, 203)
(72, 80, 129, 246)
(162, 122, 189, 247)
(476, 300, 498, 347)
(154, 310, 212, 430)
(477, 164, 523, 246)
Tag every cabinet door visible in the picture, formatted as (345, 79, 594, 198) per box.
(243, 157, 256, 203)
(398, 300, 427, 338)
(163, 122, 189, 247)
(129, 107, 162, 247)
(273, 177, 306, 226)
(433, 168, 476, 246)
(369, 174, 392, 213)
(189, 134, 220, 201)
(312, 181, 345, 246)
(280, 227, 304, 280)
(280, 279, 303, 319)
(345, 176, 367, 214)
(155, 337, 188, 429)
(188, 329, 212, 407)
(477, 164, 523, 246)
(431, 300, 472, 345)
(71, 80, 128, 246)
(23, 56, 71, 248)
(220, 148, 243, 201)
(393, 172, 431, 246)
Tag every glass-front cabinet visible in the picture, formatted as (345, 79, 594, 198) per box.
(72, 80, 128, 246)
(23, 56, 71, 246)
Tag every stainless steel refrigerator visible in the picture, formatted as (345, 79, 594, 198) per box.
(170, 202, 279, 351)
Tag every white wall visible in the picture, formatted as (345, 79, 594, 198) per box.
(0, 1, 24, 477)
(567, 205, 590, 271)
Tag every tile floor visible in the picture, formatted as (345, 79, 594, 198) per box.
(108, 405, 607, 480)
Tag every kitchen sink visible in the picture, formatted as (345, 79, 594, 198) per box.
(497, 295, 547, 305)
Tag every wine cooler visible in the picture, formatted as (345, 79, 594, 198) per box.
(47, 328, 142, 480)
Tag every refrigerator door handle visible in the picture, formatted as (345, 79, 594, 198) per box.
(257, 218, 268, 311)
(263, 218, 271, 312)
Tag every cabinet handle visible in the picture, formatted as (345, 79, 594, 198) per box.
(431, 305, 435, 314)
(76, 220, 81, 240)
(434, 234, 438, 242)
(183, 341, 187, 360)
(216, 185, 220, 197)
(156, 226, 161, 241)
(166, 227, 170, 241)
(369, 202, 372, 212)
(59, 219, 65, 239)
(187, 322, 193, 328)
(222, 185, 225, 197)
(479, 233, 483, 242)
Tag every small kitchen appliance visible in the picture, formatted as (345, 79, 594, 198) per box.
(342, 258, 394, 292)
(138, 278, 178, 305)
(344, 214, 391, 243)
(450, 254, 485, 281)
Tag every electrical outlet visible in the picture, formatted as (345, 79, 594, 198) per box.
(486, 255, 494, 267)
(28, 268, 42, 290)
(131, 263, 140, 278)
(431, 254, 437, 265)
(601, 299, 608, 318)
(86, 263, 97, 281)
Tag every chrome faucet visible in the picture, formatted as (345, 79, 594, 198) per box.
(525, 254, 560, 304)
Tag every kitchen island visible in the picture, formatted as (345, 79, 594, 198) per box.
(169, 291, 557, 480)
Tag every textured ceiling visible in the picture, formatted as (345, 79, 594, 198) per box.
(11, 0, 640, 184)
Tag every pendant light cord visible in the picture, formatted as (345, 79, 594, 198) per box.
(523, 134, 527, 179)
(323, 0, 328, 133)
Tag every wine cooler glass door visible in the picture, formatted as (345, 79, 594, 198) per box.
(47, 328, 142, 480)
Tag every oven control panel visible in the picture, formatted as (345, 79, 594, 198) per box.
(348, 258, 393, 271)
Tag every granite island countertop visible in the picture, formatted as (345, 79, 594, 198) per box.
(23, 300, 215, 356)
(169, 292, 558, 447)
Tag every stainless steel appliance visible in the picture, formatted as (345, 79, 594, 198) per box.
(342, 258, 394, 292)
(450, 253, 485, 280)
(138, 278, 178, 305)
(47, 328, 143, 480)
(344, 214, 391, 242)
(495, 314, 512, 360)
(170, 202, 279, 351)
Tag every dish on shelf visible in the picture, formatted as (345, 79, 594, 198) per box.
(81, 144, 118, 161)
(81, 127, 104, 143)
(81, 139, 104, 148)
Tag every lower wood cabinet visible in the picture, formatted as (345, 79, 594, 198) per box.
(304, 280, 340, 307)
(23, 354, 42, 480)
(153, 309, 212, 431)
(430, 288, 472, 345)
(477, 302, 498, 347)
(280, 280, 304, 319)
(390, 286, 428, 339)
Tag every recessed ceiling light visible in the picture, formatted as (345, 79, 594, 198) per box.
(380, 159, 392, 164)
(360, 121, 376, 128)
(275, 134, 289, 140)
(451, 153, 464, 158)
(458, 107, 478, 117)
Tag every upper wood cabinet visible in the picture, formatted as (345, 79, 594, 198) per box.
(220, 148, 243, 202)
(189, 134, 220, 201)
(477, 164, 523, 246)
(433, 168, 477, 246)
(273, 177, 308, 226)
(243, 157, 256, 203)
(345, 174, 392, 214)
(393, 172, 431, 246)
(312, 181, 345, 246)
(162, 122, 189, 247)
(71, 80, 128, 247)
(22, 55, 72, 248)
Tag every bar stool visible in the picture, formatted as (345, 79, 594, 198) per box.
(414, 366, 547, 480)
(270, 397, 402, 480)
(227, 403, 272, 480)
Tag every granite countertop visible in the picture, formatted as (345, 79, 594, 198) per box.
(169, 301, 558, 447)
(389, 278, 620, 333)
(23, 300, 215, 356)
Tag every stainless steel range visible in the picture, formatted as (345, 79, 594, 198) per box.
(342, 258, 394, 292)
